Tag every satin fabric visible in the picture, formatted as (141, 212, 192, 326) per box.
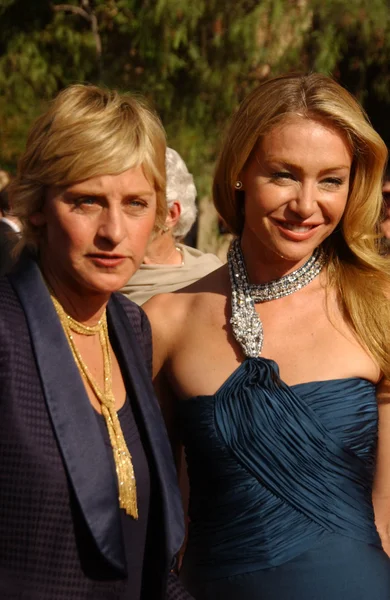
(179, 358, 390, 597)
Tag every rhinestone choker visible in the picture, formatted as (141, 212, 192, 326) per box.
(228, 239, 326, 357)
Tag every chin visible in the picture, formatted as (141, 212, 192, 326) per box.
(82, 274, 130, 296)
(268, 241, 319, 263)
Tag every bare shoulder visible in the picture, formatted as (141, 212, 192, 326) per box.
(142, 290, 184, 326)
(143, 264, 228, 322)
(143, 265, 229, 374)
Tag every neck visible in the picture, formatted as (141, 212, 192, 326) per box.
(143, 232, 182, 265)
(41, 260, 109, 326)
(240, 237, 315, 284)
(228, 239, 325, 358)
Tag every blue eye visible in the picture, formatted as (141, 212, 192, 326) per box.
(322, 177, 344, 188)
(272, 172, 294, 181)
(73, 196, 100, 210)
(77, 197, 96, 205)
(124, 198, 149, 210)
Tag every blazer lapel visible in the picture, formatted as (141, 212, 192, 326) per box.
(9, 257, 126, 575)
(108, 294, 184, 565)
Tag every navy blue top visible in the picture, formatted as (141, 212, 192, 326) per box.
(178, 357, 390, 597)
(96, 399, 150, 599)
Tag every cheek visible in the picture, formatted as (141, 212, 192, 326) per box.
(245, 186, 282, 217)
(333, 194, 349, 220)
(319, 200, 347, 235)
(125, 216, 155, 248)
(46, 219, 89, 253)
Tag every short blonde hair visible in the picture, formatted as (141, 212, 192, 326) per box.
(10, 84, 167, 252)
(214, 73, 390, 378)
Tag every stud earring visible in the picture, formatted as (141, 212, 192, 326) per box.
(235, 181, 243, 190)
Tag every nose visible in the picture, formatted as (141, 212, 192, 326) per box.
(288, 181, 317, 219)
(97, 206, 127, 246)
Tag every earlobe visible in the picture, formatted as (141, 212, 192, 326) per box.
(166, 201, 181, 229)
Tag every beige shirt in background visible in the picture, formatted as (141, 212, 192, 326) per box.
(121, 243, 222, 305)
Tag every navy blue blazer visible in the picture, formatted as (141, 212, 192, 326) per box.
(0, 256, 185, 599)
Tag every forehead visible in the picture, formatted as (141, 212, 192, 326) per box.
(47, 165, 156, 200)
(258, 116, 352, 158)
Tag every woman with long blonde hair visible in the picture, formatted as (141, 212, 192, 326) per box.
(144, 73, 390, 599)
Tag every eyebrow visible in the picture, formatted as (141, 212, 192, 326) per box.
(64, 190, 155, 199)
(265, 158, 351, 174)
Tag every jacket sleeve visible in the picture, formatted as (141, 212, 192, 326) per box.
(139, 306, 153, 378)
(113, 293, 153, 377)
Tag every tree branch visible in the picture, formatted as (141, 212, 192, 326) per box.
(52, 1, 102, 73)
(52, 4, 91, 22)
(90, 13, 102, 58)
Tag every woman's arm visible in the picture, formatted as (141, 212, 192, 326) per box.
(142, 294, 175, 377)
(143, 294, 190, 566)
(143, 292, 180, 425)
(373, 377, 390, 556)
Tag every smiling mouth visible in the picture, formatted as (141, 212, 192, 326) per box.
(274, 220, 320, 233)
(282, 223, 315, 232)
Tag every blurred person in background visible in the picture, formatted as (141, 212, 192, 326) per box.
(0, 181, 21, 276)
(121, 147, 222, 305)
(0, 84, 192, 600)
(0, 169, 9, 191)
(381, 164, 390, 250)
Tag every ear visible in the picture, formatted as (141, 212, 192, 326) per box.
(29, 211, 46, 227)
(165, 201, 181, 229)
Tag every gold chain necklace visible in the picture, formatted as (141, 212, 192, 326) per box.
(50, 294, 138, 519)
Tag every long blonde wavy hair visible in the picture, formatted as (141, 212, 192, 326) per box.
(214, 73, 390, 379)
(9, 84, 167, 254)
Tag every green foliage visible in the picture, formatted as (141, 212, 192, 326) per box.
(2, 0, 390, 174)
(303, 0, 390, 77)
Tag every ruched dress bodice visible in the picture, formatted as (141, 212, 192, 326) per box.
(178, 358, 390, 599)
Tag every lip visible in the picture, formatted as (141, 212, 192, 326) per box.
(87, 253, 127, 268)
(272, 219, 322, 241)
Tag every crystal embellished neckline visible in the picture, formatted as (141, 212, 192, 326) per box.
(228, 238, 326, 357)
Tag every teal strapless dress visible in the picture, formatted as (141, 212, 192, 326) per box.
(178, 358, 390, 599)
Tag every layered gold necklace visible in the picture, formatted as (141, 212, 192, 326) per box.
(51, 294, 138, 519)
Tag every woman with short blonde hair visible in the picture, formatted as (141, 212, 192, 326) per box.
(0, 83, 192, 600)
